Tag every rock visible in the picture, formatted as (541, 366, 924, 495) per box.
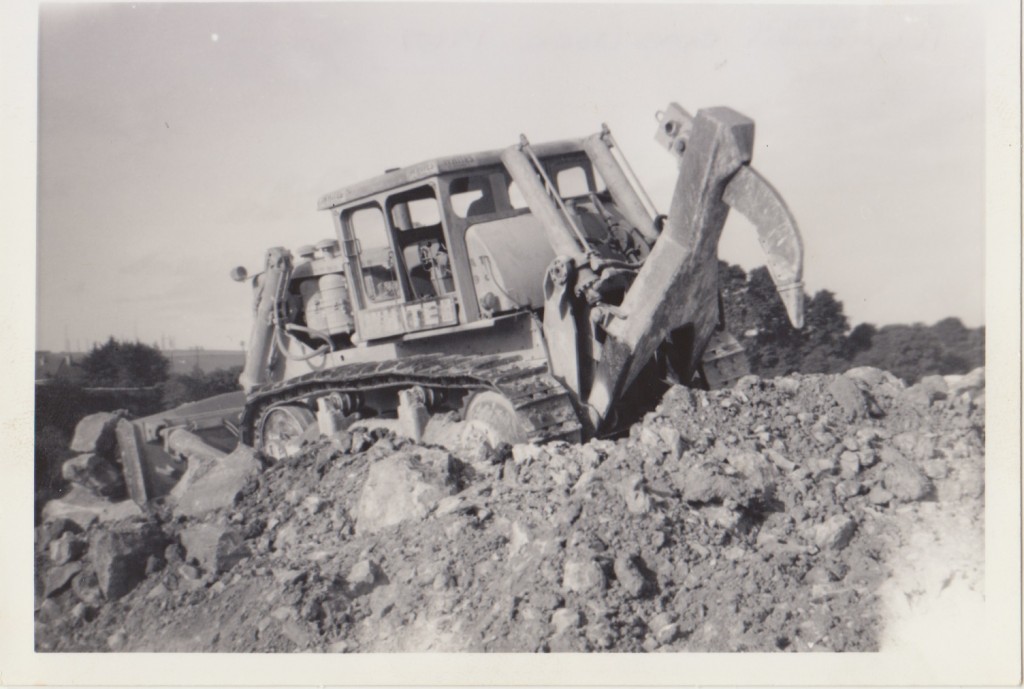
(621, 475, 653, 515)
(562, 557, 606, 594)
(507, 521, 532, 557)
(958, 464, 985, 500)
(639, 426, 664, 451)
(349, 429, 373, 454)
(49, 531, 88, 565)
(919, 374, 948, 397)
(839, 451, 861, 479)
(946, 367, 985, 398)
(922, 459, 949, 480)
(828, 375, 869, 421)
(41, 485, 143, 530)
(180, 524, 250, 575)
(69, 601, 91, 624)
(61, 453, 126, 497)
(512, 444, 547, 465)
(107, 629, 127, 651)
(273, 568, 307, 587)
(649, 611, 680, 645)
(578, 445, 604, 471)
(763, 449, 796, 472)
(657, 427, 685, 460)
(704, 505, 743, 530)
(892, 432, 936, 462)
(613, 554, 650, 598)
(368, 584, 397, 618)
(300, 495, 325, 516)
(144, 555, 164, 575)
(71, 569, 103, 606)
(354, 452, 456, 534)
(69, 412, 121, 454)
(881, 449, 934, 502)
(725, 452, 776, 497)
(845, 366, 904, 391)
(434, 495, 469, 516)
(836, 480, 863, 500)
(550, 607, 582, 634)
(36, 598, 63, 625)
(329, 430, 354, 454)
(90, 523, 169, 600)
(171, 445, 261, 518)
(812, 514, 857, 551)
(347, 559, 384, 597)
(36, 518, 82, 547)
(673, 463, 730, 504)
(867, 485, 893, 505)
(44, 561, 83, 597)
(164, 542, 185, 564)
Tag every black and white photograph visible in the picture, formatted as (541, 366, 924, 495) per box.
(1, 0, 1020, 685)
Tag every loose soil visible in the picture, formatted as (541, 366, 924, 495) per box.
(34, 367, 985, 653)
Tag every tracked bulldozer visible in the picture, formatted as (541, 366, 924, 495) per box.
(120, 102, 804, 505)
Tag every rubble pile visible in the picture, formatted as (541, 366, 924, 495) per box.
(35, 368, 985, 652)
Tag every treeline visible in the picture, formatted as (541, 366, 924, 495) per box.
(719, 262, 984, 383)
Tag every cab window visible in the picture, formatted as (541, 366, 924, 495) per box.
(346, 204, 399, 304)
(387, 186, 454, 300)
(450, 176, 496, 218)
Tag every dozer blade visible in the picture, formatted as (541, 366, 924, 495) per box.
(117, 391, 246, 504)
(723, 166, 804, 328)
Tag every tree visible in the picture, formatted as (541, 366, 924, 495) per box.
(718, 261, 983, 382)
(846, 323, 877, 356)
(852, 324, 946, 383)
(796, 289, 851, 373)
(80, 337, 170, 388)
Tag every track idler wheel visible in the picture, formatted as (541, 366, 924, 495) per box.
(258, 404, 316, 461)
(460, 391, 528, 447)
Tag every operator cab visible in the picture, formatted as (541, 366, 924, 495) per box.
(316, 143, 632, 345)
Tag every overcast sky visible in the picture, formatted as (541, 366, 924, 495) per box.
(35, 2, 988, 352)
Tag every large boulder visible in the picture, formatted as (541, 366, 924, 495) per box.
(69, 412, 123, 455)
(171, 445, 261, 518)
(880, 447, 934, 502)
(945, 367, 985, 399)
(89, 522, 170, 600)
(179, 524, 249, 575)
(354, 450, 457, 534)
(562, 557, 607, 595)
(61, 453, 126, 498)
(828, 375, 882, 421)
(41, 485, 143, 531)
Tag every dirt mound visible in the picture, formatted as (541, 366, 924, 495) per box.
(34, 368, 985, 652)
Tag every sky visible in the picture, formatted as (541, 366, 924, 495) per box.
(33, 2, 990, 352)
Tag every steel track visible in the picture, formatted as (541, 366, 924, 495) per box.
(240, 352, 583, 447)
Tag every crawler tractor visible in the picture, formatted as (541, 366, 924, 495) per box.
(121, 102, 805, 504)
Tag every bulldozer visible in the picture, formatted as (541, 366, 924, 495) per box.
(119, 102, 805, 505)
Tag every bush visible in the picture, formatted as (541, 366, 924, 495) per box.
(81, 337, 170, 388)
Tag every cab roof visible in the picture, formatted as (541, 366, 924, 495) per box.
(316, 138, 586, 211)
